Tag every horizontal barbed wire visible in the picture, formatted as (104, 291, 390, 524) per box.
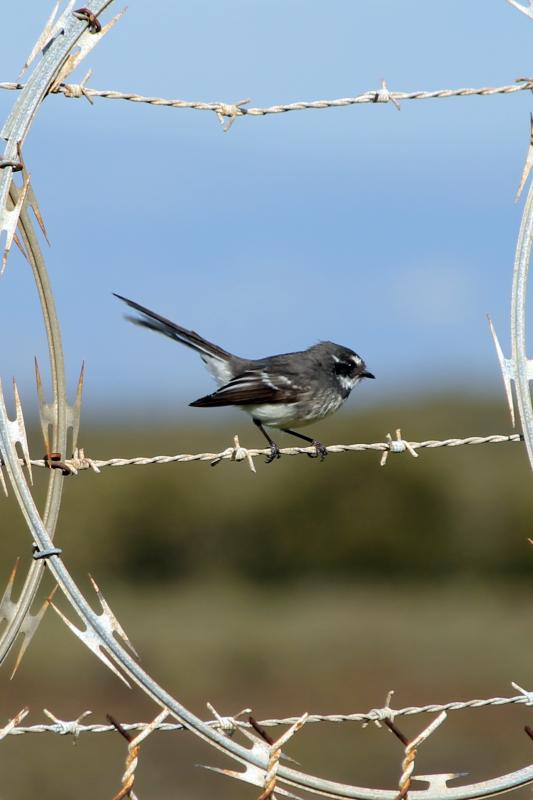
(23, 433, 523, 475)
(1, 77, 533, 125)
(7, 689, 533, 737)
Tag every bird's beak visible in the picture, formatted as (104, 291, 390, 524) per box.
(361, 370, 375, 379)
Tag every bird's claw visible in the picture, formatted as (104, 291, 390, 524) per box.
(307, 440, 328, 461)
(265, 442, 281, 464)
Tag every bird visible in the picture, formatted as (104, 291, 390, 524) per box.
(114, 293, 375, 463)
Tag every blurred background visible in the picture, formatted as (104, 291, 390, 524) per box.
(2, 1, 533, 798)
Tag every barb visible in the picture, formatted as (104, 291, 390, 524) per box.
(206, 702, 252, 737)
(1, 77, 533, 128)
(15, 432, 523, 476)
(43, 707, 92, 737)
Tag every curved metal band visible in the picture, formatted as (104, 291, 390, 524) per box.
(511, 170, 533, 466)
(0, 183, 68, 664)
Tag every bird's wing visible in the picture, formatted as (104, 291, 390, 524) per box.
(190, 369, 299, 407)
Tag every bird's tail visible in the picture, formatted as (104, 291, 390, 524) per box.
(113, 293, 233, 362)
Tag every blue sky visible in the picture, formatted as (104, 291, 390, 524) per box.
(1, 1, 533, 420)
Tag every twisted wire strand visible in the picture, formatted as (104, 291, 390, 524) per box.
(1, 79, 532, 118)
(24, 433, 523, 472)
(7, 691, 533, 736)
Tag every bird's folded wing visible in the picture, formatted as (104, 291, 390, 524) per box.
(190, 370, 298, 407)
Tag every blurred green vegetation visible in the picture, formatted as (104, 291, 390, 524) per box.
(2, 395, 533, 799)
(5, 395, 532, 585)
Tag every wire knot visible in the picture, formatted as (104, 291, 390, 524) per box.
(57, 719, 84, 735)
(380, 429, 419, 466)
(215, 98, 251, 131)
(43, 708, 92, 738)
(69, 447, 101, 474)
(62, 83, 84, 98)
(373, 79, 401, 110)
(363, 690, 396, 728)
(512, 681, 533, 704)
(211, 435, 256, 473)
(60, 69, 94, 105)
(206, 702, 251, 737)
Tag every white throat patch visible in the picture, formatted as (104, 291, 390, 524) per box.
(338, 374, 359, 393)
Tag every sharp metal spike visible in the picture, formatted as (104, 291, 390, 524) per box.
(13, 232, 29, 262)
(19, 1, 63, 77)
(51, 7, 127, 92)
(412, 774, 468, 792)
(35, 358, 85, 458)
(0, 378, 33, 484)
(488, 316, 516, 427)
(1, 174, 30, 276)
(26, 182, 50, 245)
(89, 575, 138, 658)
(0, 559, 20, 620)
(10, 586, 57, 679)
(200, 756, 303, 799)
(0, 462, 7, 497)
(7, 146, 49, 248)
(12, 379, 32, 484)
(50, 601, 131, 688)
(69, 362, 85, 454)
(200, 741, 268, 789)
(0, 563, 58, 677)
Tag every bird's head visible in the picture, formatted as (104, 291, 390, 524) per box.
(317, 342, 375, 394)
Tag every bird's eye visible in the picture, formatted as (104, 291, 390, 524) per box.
(334, 360, 353, 377)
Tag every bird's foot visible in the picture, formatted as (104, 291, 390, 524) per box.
(265, 442, 281, 464)
(307, 440, 328, 461)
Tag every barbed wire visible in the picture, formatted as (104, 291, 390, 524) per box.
(1, 76, 533, 130)
(21, 432, 523, 476)
(6, 687, 533, 737)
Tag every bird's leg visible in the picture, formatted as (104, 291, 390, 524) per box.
(253, 418, 281, 464)
(281, 428, 328, 461)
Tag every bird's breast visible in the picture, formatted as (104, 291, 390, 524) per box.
(243, 392, 346, 429)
